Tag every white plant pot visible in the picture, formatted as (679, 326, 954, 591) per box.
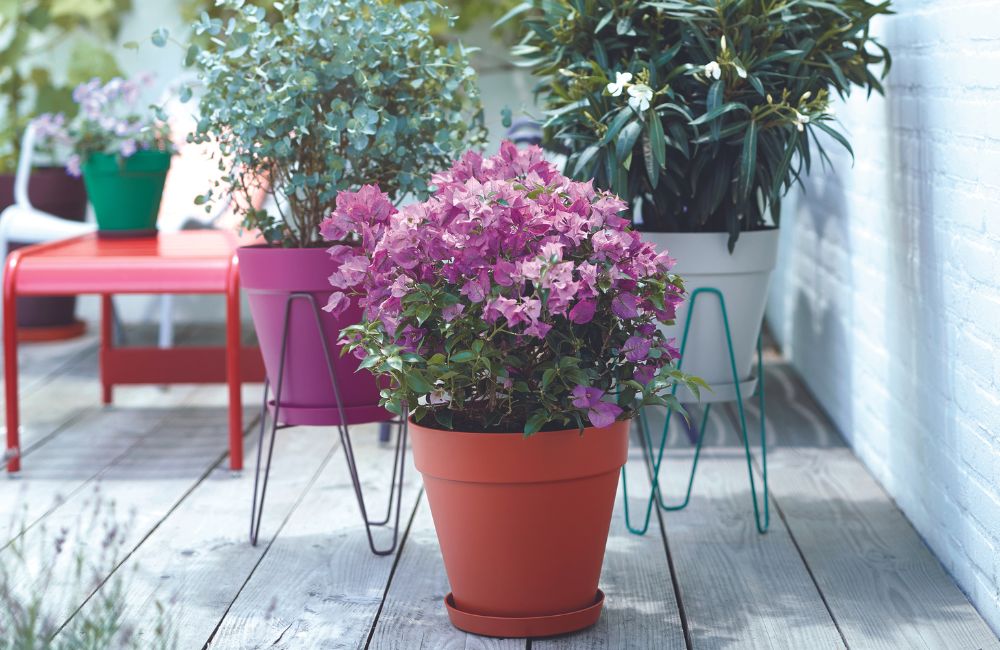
(642, 229, 779, 403)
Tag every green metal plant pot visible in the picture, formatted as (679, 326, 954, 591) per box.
(82, 150, 171, 235)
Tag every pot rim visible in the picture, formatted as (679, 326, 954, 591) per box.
(409, 417, 630, 484)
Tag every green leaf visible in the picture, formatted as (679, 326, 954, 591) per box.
(407, 371, 432, 394)
(615, 121, 641, 164)
(493, 2, 532, 28)
(524, 411, 549, 436)
(648, 109, 666, 168)
(739, 120, 758, 198)
(689, 102, 749, 126)
(450, 350, 475, 363)
(813, 120, 854, 162)
(414, 303, 432, 325)
(433, 409, 454, 429)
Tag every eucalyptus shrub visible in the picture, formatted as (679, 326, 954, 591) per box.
(176, 0, 487, 247)
(507, 0, 892, 249)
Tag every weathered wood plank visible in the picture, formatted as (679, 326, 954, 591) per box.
(368, 494, 525, 650)
(209, 425, 420, 649)
(661, 448, 845, 649)
(768, 448, 1000, 649)
(59, 423, 339, 648)
(536, 442, 686, 650)
(0, 406, 240, 626)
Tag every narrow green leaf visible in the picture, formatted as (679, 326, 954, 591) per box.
(615, 121, 641, 163)
(493, 2, 532, 28)
(648, 108, 666, 168)
(814, 120, 854, 162)
(739, 120, 758, 199)
(689, 102, 749, 126)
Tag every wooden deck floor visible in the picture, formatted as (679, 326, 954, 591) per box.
(2, 326, 998, 649)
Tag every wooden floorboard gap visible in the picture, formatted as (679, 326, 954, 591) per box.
(363, 487, 426, 650)
(202, 435, 343, 649)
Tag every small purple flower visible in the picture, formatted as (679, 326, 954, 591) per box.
(623, 335, 652, 362)
(633, 364, 656, 385)
(442, 303, 465, 322)
(119, 139, 137, 157)
(612, 293, 640, 319)
(65, 155, 82, 177)
(568, 299, 596, 324)
(570, 385, 624, 428)
(322, 291, 349, 317)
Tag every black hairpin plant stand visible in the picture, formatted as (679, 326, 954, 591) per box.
(249, 292, 407, 557)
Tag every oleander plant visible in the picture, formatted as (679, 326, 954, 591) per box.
(177, 0, 487, 247)
(326, 142, 706, 434)
(506, 0, 892, 249)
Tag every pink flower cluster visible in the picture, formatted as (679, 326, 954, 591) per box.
(322, 141, 685, 430)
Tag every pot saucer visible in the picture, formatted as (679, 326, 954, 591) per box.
(17, 318, 86, 342)
(444, 590, 604, 638)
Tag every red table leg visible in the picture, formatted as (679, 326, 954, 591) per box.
(4, 251, 21, 472)
(100, 294, 113, 405)
(226, 254, 243, 471)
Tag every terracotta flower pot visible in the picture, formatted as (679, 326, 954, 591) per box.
(410, 418, 630, 638)
(237, 245, 387, 426)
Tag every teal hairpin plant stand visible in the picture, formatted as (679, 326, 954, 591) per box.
(622, 287, 770, 535)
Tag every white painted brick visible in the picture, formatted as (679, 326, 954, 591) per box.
(768, 0, 1000, 636)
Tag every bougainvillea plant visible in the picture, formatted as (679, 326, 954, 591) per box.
(505, 0, 892, 250)
(323, 142, 705, 434)
(33, 75, 172, 176)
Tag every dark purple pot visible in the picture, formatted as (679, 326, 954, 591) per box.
(0, 168, 87, 332)
(237, 245, 388, 426)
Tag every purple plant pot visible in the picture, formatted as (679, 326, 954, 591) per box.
(237, 245, 388, 426)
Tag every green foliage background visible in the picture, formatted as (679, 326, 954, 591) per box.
(0, 0, 131, 173)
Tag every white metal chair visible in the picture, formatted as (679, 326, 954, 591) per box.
(0, 123, 96, 268)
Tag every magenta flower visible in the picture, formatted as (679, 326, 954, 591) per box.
(570, 385, 624, 429)
(623, 335, 652, 362)
(612, 293, 640, 319)
(569, 300, 596, 324)
(323, 141, 691, 433)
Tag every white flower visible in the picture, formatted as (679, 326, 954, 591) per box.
(801, 91, 812, 101)
(606, 71, 633, 97)
(734, 63, 747, 79)
(703, 61, 722, 80)
(627, 83, 653, 112)
(720, 35, 727, 52)
(794, 110, 810, 132)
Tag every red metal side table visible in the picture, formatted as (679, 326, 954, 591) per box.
(3, 231, 265, 473)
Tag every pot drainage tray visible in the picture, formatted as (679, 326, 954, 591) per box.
(444, 589, 604, 638)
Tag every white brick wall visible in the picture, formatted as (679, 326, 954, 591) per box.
(766, 0, 1000, 634)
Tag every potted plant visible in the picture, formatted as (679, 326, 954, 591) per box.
(327, 142, 704, 637)
(180, 0, 486, 425)
(38, 75, 174, 236)
(507, 0, 892, 398)
(0, 0, 129, 333)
